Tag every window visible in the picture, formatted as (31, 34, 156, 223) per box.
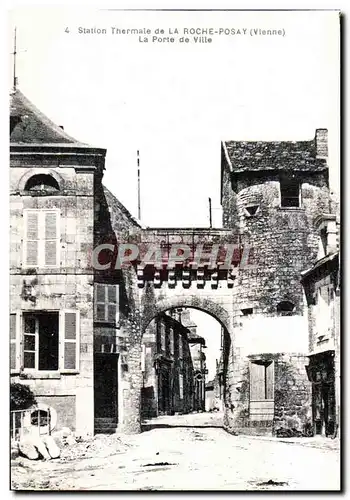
(241, 307, 253, 316)
(179, 373, 184, 399)
(277, 301, 295, 316)
(178, 334, 183, 359)
(10, 313, 19, 371)
(31, 409, 49, 427)
(23, 210, 60, 267)
(165, 323, 171, 357)
(24, 174, 60, 193)
(94, 284, 119, 323)
(316, 285, 333, 337)
(280, 176, 300, 208)
(10, 311, 79, 373)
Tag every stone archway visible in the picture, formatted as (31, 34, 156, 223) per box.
(139, 293, 233, 429)
(121, 285, 236, 434)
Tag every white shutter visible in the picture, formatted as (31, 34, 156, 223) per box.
(44, 211, 59, 266)
(250, 362, 265, 401)
(24, 211, 39, 266)
(265, 362, 274, 400)
(59, 310, 80, 372)
(10, 312, 21, 373)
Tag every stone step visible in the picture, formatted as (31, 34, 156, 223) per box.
(95, 418, 117, 424)
(94, 428, 117, 435)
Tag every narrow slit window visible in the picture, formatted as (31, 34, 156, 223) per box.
(241, 308, 253, 316)
(280, 177, 300, 208)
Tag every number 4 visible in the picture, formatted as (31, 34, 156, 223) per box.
(65, 27, 69, 33)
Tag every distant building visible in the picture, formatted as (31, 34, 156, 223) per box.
(141, 309, 204, 418)
(301, 212, 340, 437)
(205, 380, 215, 412)
(181, 309, 207, 412)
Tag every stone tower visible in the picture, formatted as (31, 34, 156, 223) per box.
(220, 130, 330, 434)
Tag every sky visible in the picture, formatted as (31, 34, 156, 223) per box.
(7, 8, 340, 380)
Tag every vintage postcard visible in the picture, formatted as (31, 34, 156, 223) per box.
(9, 7, 341, 491)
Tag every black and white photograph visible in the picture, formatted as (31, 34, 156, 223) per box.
(8, 6, 341, 491)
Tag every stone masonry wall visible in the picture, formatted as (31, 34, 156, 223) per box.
(10, 161, 96, 436)
(220, 154, 330, 432)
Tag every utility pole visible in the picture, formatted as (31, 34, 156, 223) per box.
(208, 197, 212, 228)
(137, 150, 141, 220)
(13, 27, 17, 89)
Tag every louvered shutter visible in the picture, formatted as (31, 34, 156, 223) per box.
(10, 312, 20, 372)
(44, 212, 58, 266)
(250, 362, 265, 401)
(95, 284, 106, 321)
(107, 285, 119, 323)
(25, 211, 39, 266)
(60, 311, 80, 371)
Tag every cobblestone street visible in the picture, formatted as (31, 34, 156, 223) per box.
(11, 413, 340, 491)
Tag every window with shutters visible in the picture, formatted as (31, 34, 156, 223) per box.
(12, 310, 79, 374)
(22, 312, 59, 371)
(23, 209, 60, 267)
(94, 284, 120, 324)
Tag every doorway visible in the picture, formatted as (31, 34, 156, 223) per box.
(94, 354, 118, 421)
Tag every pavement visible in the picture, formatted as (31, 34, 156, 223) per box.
(11, 412, 341, 491)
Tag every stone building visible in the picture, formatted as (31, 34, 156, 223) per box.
(220, 129, 332, 435)
(141, 310, 199, 419)
(181, 309, 207, 412)
(9, 88, 139, 436)
(301, 213, 340, 437)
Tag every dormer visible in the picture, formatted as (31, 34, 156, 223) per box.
(314, 214, 338, 260)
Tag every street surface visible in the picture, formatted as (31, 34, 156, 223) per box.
(11, 412, 340, 491)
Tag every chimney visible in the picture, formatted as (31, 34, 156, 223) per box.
(315, 128, 328, 159)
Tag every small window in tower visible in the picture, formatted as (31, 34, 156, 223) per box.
(25, 174, 60, 194)
(280, 176, 300, 208)
(241, 307, 253, 316)
(276, 301, 295, 316)
(244, 205, 260, 217)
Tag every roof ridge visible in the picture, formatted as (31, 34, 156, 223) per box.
(10, 88, 88, 146)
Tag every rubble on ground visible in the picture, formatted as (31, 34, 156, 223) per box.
(13, 425, 133, 463)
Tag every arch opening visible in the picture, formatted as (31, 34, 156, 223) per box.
(24, 174, 60, 193)
(140, 304, 231, 430)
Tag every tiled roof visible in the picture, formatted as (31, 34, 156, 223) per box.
(10, 88, 88, 146)
(301, 252, 339, 281)
(222, 138, 327, 174)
